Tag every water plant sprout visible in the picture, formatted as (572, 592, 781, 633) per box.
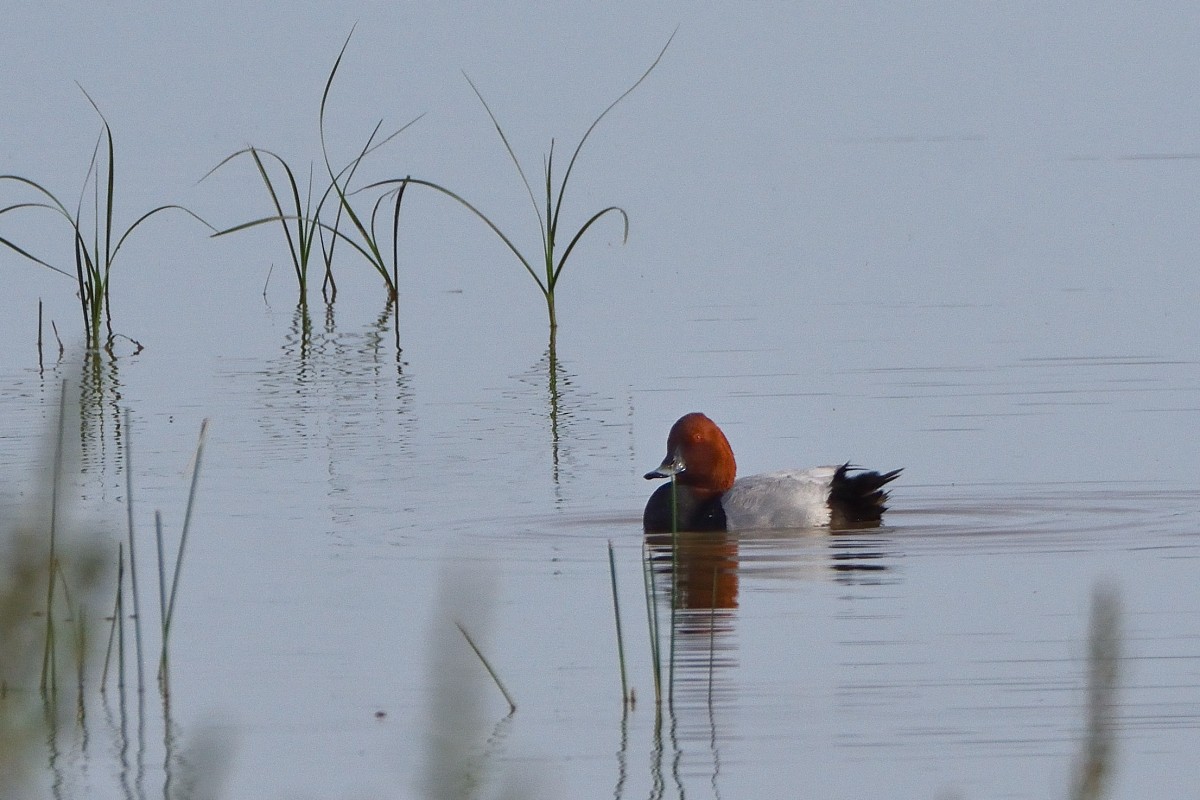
(205, 147, 325, 301)
(373, 31, 674, 337)
(207, 28, 419, 307)
(0, 89, 210, 351)
(317, 31, 419, 304)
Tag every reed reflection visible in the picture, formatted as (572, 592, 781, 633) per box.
(257, 299, 414, 528)
(281, 300, 315, 368)
(275, 299, 405, 377)
(34, 352, 126, 499)
(635, 530, 738, 799)
(264, 299, 411, 424)
(544, 338, 566, 488)
(643, 530, 739, 715)
(77, 355, 124, 507)
(625, 526, 898, 799)
(526, 338, 631, 500)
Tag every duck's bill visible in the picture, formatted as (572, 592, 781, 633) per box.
(644, 454, 684, 480)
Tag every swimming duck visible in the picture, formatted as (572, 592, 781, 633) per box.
(643, 412, 900, 532)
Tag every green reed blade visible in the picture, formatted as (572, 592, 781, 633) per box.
(155, 511, 166, 635)
(552, 28, 675, 232)
(608, 540, 630, 705)
(433, 31, 672, 333)
(0, 233, 72, 277)
(454, 620, 516, 713)
(111, 205, 214, 263)
(551, 206, 629, 289)
(463, 71, 546, 240)
(391, 179, 408, 350)
(642, 542, 662, 706)
(2, 175, 95, 336)
(161, 418, 209, 681)
(251, 147, 306, 284)
(315, 26, 420, 298)
(369, 178, 540, 289)
(204, 146, 311, 291)
(75, 85, 116, 270)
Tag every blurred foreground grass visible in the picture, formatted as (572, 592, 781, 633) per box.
(0, 384, 107, 796)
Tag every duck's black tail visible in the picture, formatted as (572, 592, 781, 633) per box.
(828, 464, 903, 530)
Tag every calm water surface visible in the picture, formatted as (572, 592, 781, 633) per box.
(2, 4, 1200, 800)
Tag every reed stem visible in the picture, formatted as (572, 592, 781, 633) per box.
(122, 408, 145, 697)
(642, 542, 662, 706)
(160, 418, 209, 681)
(155, 512, 166, 628)
(454, 620, 516, 713)
(669, 479, 678, 707)
(101, 544, 123, 691)
(154, 510, 167, 689)
(74, 605, 87, 724)
(37, 299, 43, 370)
(608, 540, 629, 705)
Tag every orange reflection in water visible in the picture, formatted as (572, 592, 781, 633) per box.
(645, 530, 739, 611)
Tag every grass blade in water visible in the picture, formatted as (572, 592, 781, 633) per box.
(608, 540, 629, 705)
(455, 620, 516, 713)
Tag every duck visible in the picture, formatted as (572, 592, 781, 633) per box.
(643, 412, 901, 532)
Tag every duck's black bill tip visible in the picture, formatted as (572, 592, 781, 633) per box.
(643, 470, 668, 480)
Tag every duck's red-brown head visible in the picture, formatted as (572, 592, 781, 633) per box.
(644, 412, 737, 497)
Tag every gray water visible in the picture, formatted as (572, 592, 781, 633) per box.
(2, 4, 1199, 799)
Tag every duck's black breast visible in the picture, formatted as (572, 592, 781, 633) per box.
(642, 482, 728, 533)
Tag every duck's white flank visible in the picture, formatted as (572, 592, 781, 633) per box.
(720, 467, 839, 530)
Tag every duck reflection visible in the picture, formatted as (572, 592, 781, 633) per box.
(644, 527, 897, 610)
(828, 531, 897, 585)
(642, 529, 741, 714)
(644, 529, 739, 611)
(631, 530, 739, 800)
(623, 526, 898, 799)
